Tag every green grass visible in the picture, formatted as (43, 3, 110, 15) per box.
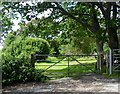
(35, 56, 97, 79)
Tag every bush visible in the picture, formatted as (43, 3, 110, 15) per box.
(2, 58, 48, 85)
(1, 32, 50, 85)
(23, 36, 50, 61)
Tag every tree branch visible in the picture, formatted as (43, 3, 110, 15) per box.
(95, 3, 106, 18)
(113, 2, 117, 19)
(54, 2, 93, 32)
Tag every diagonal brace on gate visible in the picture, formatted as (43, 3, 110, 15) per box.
(70, 57, 95, 72)
(40, 57, 66, 73)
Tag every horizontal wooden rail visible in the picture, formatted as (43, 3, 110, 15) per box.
(34, 54, 98, 57)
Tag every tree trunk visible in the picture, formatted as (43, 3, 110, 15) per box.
(108, 27, 119, 65)
(108, 27, 119, 50)
(103, 3, 119, 51)
(91, 3, 105, 73)
(96, 38, 105, 73)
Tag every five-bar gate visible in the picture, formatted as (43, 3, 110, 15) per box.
(31, 54, 98, 79)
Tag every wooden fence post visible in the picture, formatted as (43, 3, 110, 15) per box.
(31, 54, 35, 69)
(96, 55, 101, 73)
(68, 56, 70, 77)
(109, 48, 112, 74)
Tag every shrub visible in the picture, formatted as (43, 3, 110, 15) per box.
(2, 58, 48, 85)
(22, 36, 50, 61)
(1, 32, 50, 85)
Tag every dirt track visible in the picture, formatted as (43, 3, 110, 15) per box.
(2, 73, 120, 93)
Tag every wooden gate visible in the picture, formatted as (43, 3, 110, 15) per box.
(31, 54, 98, 79)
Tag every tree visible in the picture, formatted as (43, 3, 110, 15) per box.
(18, 17, 61, 39)
(18, 15, 95, 55)
(0, 3, 13, 44)
(2, 1, 120, 73)
(58, 18, 96, 54)
(17, 17, 61, 54)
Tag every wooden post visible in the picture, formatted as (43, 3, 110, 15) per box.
(68, 56, 70, 77)
(109, 48, 112, 74)
(31, 54, 35, 68)
(105, 53, 109, 74)
(0, 59, 2, 93)
(96, 55, 101, 73)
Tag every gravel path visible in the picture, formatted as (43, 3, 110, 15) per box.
(2, 73, 120, 93)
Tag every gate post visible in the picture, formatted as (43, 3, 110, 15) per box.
(109, 48, 112, 74)
(96, 55, 100, 73)
(105, 53, 109, 74)
(96, 54, 101, 73)
(31, 54, 35, 68)
(68, 56, 70, 77)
